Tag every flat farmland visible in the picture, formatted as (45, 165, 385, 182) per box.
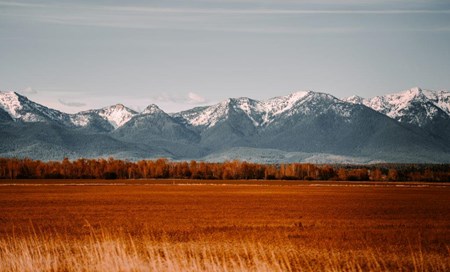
(0, 180, 449, 271)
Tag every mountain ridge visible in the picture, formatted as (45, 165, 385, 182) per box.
(1, 87, 449, 163)
(3, 87, 448, 130)
(344, 87, 450, 144)
(344, 87, 450, 126)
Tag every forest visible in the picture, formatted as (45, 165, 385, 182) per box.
(0, 158, 448, 182)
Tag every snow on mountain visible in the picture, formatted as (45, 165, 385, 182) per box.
(174, 91, 352, 128)
(70, 114, 91, 127)
(0, 91, 22, 119)
(2, 88, 450, 162)
(72, 104, 137, 129)
(344, 87, 450, 126)
(142, 104, 164, 115)
(92, 104, 137, 128)
(267, 91, 347, 118)
(174, 97, 259, 128)
(0, 91, 72, 124)
(3, 87, 448, 132)
(344, 95, 365, 105)
(176, 99, 233, 127)
(227, 97, 265, 126)
(0, 91, 159, 129)
(260, 91, 311, 123)
(421, 89, 450, 116)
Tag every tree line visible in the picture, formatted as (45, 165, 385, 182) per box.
(0, 158, 448, 182)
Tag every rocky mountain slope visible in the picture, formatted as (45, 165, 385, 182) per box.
(1, 88, 449, 163)
(345, 87, 450, 142)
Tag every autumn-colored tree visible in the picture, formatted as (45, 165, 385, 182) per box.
(0, 158, 448, 182)
(337, 169, 348, 181)
(387, 169, 399, 181)
(369, 169, 383, 181)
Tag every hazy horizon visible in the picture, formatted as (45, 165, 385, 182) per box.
(0, 85, 444, 114)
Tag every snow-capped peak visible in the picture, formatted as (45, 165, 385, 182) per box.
(409, 86, 422, 93)
(0, 91, 72, 124)
(180, 99, 230, 127)
(345, 87, 450, 126)
(72, 103, 138, 128)
(142, 104, 164, 115)
(0, 91, 22, 118)
(344, 95, 364, 104)
(421, 89, 450, 116)
(94, 104, 137, 128)
(261, 91, 311, 119)
(287, 90, 311, 101)
(111, 103, 126, 109)
(176, 90, 331, 128)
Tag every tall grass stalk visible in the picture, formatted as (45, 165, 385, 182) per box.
(0, 230, 448, 272)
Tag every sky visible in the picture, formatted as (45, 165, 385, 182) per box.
(1, 0, 450, 113)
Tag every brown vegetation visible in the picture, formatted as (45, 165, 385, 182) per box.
(0, 158, 449, 181)
(0, 182, 449, 271)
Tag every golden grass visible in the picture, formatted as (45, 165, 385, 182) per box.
(0, 181, 449, 271)
(1, 228, 448, 272)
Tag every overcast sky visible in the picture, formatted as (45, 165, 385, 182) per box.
(1, 0, 450, 113)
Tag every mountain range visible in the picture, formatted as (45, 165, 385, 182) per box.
(0, 87, 449, 163)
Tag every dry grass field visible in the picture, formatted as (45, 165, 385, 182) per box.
(0, 180, 449, 271)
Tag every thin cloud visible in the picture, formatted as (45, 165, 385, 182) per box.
(28, 9, 450, 34)
(0, 1, 48, 8)
(35, 15, 363, 34)
(4, 1, 449, 34)
(187, 92, 207, 104)
(58, 99, 86, 107)
(2, 1, 449, 15)
(150, 92, 208, 105)
(105, 6, 450, 15)
(38, 14, 450, 33)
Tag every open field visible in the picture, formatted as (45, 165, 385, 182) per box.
(0, 180, 449, 271)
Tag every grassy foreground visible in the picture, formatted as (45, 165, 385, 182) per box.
(1, 229, 447, 271)
(0, 181, 449, 271)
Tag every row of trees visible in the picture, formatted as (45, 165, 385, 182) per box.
(0, 158, 448, 182)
